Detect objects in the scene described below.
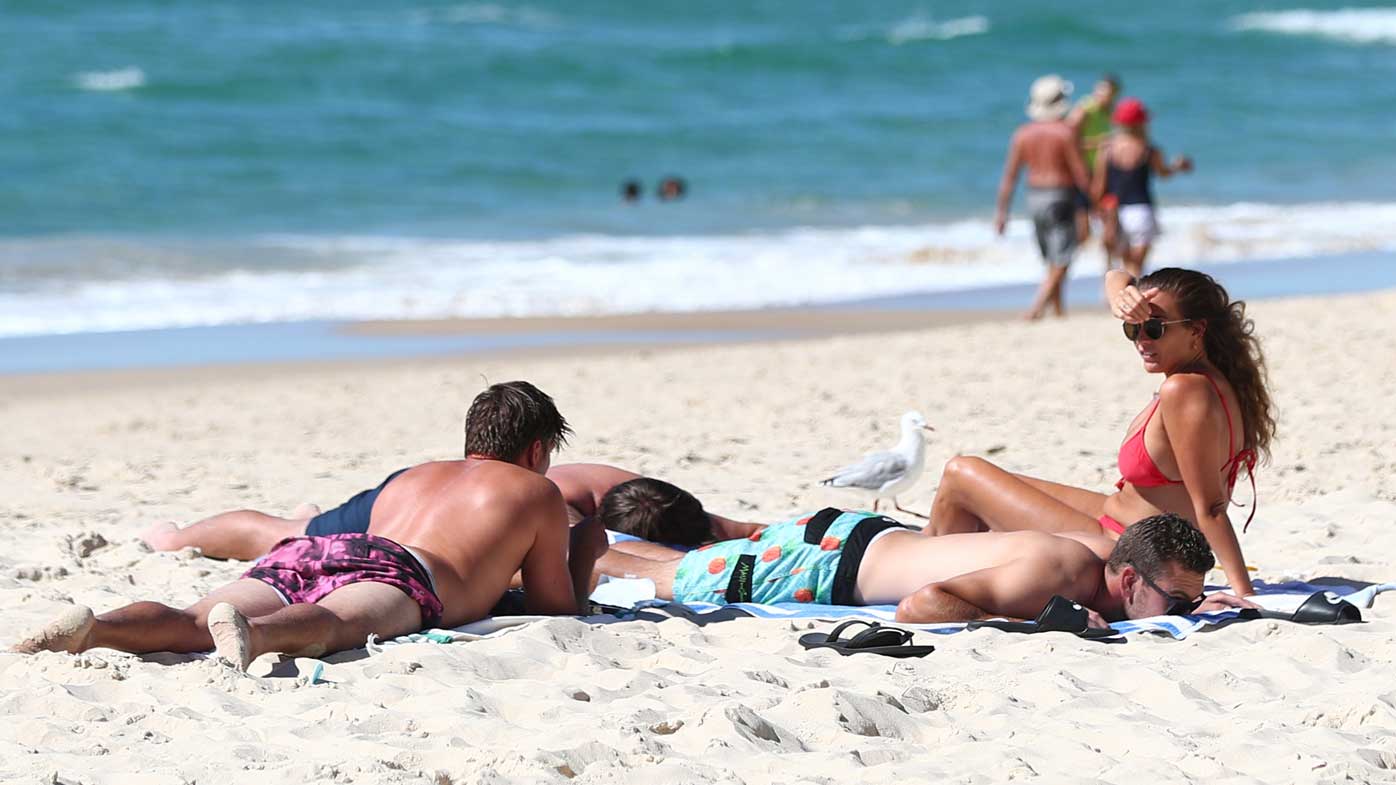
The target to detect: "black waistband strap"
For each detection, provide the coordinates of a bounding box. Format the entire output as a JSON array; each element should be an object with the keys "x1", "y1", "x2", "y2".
[
  {"x1": 831, "y1": 516, "x2": 911, "y2": 606},
  {"x1": 802, "y1": 508, "x2": 845, "y2": 545}
]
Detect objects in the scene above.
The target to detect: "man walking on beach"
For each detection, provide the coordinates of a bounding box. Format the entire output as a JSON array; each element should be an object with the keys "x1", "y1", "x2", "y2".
[
  {"x1": 12, "y1": 381, "x2": 605, "y2": 670},
  {"x1": 995, "y1": 74, "x2": 1092, "y2": 320},
  {"x1": 601, "y1": 510, "x2": 1249, "y2": 624}
]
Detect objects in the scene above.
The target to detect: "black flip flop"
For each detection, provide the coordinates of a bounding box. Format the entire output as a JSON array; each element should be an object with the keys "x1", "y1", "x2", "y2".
[
  {"x1": 967, "y1": 595, "x2": 1121, "y2": 640},
  {"x1": 1241, "y1": 591, "x2": 1363, "y2": 625},
  {"x1": 798, "y1": 619, "x2": 935, "y2": 658}
]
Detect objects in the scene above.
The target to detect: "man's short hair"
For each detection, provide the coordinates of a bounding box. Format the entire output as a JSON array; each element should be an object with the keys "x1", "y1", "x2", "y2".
[
  {"x1": 463, "y1": 381, "x2": 571, "y2": 461},
  {"x1": 1106, "y1": 513, "x2": 1215, "y2": 579},
  {"x1": 595, "y1": 478, "x2": 709, "y2": 546},
  {"x1": 1101, "y1": 72, "x2": 1121, "y2": 89}
]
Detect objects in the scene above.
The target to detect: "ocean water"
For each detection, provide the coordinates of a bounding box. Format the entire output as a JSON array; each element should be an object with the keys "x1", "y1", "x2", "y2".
[{"x1": 2, "y1": 1, "x2": 1395, "y2": 337}]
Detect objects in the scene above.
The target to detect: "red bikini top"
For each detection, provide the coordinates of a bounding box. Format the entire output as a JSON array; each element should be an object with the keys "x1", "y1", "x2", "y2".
[{"x1": 1116, "y1": 375, "x2": 1259, "y2": 531}]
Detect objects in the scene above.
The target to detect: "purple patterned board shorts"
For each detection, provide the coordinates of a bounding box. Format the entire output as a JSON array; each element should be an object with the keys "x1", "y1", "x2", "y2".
[{"x1": 243, "y1": 533, "x2": 443, "y2": 627}]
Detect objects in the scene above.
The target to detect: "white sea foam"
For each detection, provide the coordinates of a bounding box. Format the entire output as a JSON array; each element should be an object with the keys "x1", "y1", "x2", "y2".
[
  {"x1": 1, "y1": 201, "x2": 1394, "y2": 338},
  {"x1": 887, "y1": 15, "x2": 990, "y2": 44},
  {"x1": 410, "y1": 3, "x2": 558, "y2": 29},
  {"x1": 1229, "y1": 8, "x2": 1396, "y2": 45},
  {"x1": 74, "y1": 67, "x2": 146, "y2": 92},
  {"x1": 838, "y1": 15, "x2": 989, "y2": 45}
]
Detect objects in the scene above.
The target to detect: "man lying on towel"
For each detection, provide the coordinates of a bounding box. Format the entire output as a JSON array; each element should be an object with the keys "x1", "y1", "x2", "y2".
[
  {"x1": 600, "y1": 508, "x2": 1251, "y2": 624},
  {"x1": 11, "y1": 381, "x2": 605, "y2": 670},
  {"x1": 142, "y1": 461, "x2": 760, "y2": 562}
]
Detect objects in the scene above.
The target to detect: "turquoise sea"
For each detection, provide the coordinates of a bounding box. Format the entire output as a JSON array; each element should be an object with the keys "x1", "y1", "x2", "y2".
[{"x1": 2, "y1": 1, "x2": 1394, "y2": 338}]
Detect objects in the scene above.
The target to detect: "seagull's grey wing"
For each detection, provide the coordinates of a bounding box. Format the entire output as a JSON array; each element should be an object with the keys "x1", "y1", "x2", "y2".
[{"x1": 822, "y1": 450, "x2": 910, "y2": 490}]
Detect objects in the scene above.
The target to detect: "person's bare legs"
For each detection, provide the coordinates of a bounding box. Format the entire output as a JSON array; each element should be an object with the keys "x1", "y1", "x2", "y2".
[
  {"x1": 8, "y1": 606, "x2": 96, "y2": 654},
  {"x1": 288, "y1": 502, "x2": 321, "y2": 519},
  {"x1": 11, "y1": 579, "x2": 283, "y2": 655},
  {"x1": 1050, "y1": 270, "x2": 1066, "y2": 317},
  {"x1": 210, "y1": 582, "x2": 425, "y2": 670},
  {"x1": 926, "y1": 456, "x2": 1103, "y2": 536},
  {"x1": 1122, "y1": 243, "x2": 1150, "y2": 279},
  {"x1": 594, "y1": 546, "x2": 682, "y2": 599},
  {"x1": 1101, "y1": 209, "x2": 1120, "y2": 273},
  {"x1": 1011, "y1": 473, "x2": 1109, "y2": 518},
  {"x1": 1025, "y1": 264, "x2": 1070, "y2": 321},
  {"x1": 141, "y1": 509, "x2": 313, "y2": 561}
]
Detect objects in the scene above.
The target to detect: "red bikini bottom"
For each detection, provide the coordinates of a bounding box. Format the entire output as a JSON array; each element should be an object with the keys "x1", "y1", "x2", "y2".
[{"x1": 1097, "y1": 514, "x2": 1127, "y2": 535}]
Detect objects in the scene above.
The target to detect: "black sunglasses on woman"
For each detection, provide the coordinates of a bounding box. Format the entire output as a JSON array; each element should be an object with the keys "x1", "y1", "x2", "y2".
[{"x1": 1123, "y1": 318, "x2": 1191, "y2": 342}]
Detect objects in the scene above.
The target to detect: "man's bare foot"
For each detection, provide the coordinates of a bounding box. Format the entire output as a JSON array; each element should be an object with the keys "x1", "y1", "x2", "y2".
[
  {"x1": 140, "y1": 521, "x2": 183, "y2": 552},
  {"x1": 289, "y1": 503, "x2": 322, "y2": 520},
  {"x1": 208, "y1": 602, "x2": 254, "y2": 671},
  {"x1": 10, "y1": 606, "x2": 96, "y2": 654}
]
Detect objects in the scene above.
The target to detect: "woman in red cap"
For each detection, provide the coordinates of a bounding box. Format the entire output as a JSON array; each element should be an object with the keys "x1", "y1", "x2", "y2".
[{"x1": 1092, "y1": 97, "x2": 1193, "y2": 277}]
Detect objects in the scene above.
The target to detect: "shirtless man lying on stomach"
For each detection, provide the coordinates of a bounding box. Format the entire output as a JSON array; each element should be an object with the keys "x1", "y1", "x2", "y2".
[
  {"x1": 11, "y1": 381, "x2": 604, "y2": 670},
  {"x1": 601, "y1": 508, "x2": 1248, "y2": 624},
  {"x1": 142, "y1": 462, "x2": 760, "y2": 562}
]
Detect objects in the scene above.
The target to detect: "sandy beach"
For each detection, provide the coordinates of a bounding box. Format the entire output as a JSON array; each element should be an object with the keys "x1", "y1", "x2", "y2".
[{"x1": 3, "y1": 288, "x2": 1395, "y2": 784}]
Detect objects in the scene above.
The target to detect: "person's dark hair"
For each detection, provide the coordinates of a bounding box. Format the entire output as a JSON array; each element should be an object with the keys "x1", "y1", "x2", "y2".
[
  {"x1": 657, "y1": 176, "x2": 687, "y2": 201},
  {"x1": 1101, "y1": 73, "x2": 1121, "y2": 89},
  {"x1": 463, "y1": 381, "x2": 570, "y2": 461},
  {"x1": 620, "y1": 179, "x2": 642, "y2": 202},
  {"x1": 595, "y1": 478, "x2": 709, "y2": 546},
  {"x1": 1139, "y1": 267, "x2": 1275, "y2": 462},
  {"x1": 1106, "y1": 513, "x2": 1215, "y2": 579}
]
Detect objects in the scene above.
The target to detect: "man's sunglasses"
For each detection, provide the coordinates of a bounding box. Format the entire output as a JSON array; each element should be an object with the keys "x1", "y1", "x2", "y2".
[
  {"x1": 1135, "y1": 565, "x2": 1204, "y2": 616},
  {"x1": 1122, "y1": 318, "x2": 1191, "y2": 342}
]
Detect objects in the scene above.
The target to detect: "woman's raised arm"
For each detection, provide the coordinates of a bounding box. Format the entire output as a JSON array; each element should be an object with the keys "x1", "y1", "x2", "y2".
[{"x1": 1106, "y1": 270, "x2": 1156, "y2": 323}]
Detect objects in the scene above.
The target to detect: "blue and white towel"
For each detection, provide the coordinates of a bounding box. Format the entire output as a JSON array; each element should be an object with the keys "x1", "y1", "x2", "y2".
[
  {"x1": 370, "y1": 579, "x2": 1393, "y2": 651},
  {"x1": 606, "y1": 581, "x2": 1395, "y2": 640}
]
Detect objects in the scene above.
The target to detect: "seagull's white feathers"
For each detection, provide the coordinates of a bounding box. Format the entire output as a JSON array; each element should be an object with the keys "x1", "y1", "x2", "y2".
[
  {"x1": 823, "y1": 451, "x2": 911, "y2": 492},
  {"x1": 819, "y1": 410, "x2": 930, "y2": 503}
]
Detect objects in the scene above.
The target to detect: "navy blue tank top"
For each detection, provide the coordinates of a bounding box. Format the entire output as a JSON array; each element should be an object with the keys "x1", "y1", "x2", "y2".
[{"x1": 1105, "y1": 146, "x2": 1155, "y2": 206}]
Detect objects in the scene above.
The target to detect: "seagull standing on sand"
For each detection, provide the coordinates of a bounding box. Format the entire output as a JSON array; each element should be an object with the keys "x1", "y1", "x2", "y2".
[{"x1": 820, "y1": 410, "x2": 933, "y2": 517}]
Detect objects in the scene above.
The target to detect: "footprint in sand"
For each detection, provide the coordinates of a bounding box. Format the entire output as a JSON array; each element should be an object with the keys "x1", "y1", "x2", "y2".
[
  {"x1": 63, "y1": 531, "x2": 109, "y2": 560},
  {"x1": 832, "y1": 690, "x2": 920, "y2": 740},
  {"x1": 723, "y1": 705, "x2": 805, "y2": 751}
]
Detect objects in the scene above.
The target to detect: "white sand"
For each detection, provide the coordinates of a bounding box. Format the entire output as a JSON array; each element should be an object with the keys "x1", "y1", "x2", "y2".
[{"x1": 2, "y1": 289, "x2": 1395, "y2": 784}]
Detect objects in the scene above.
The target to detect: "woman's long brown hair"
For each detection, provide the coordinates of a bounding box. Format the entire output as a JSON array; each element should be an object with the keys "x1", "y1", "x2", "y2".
[{"x1": 1139, "y1": 267, "x2": 1275, "y2": 461}]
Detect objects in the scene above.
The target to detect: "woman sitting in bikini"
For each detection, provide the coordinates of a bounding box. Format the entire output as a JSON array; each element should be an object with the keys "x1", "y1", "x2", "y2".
[{"x1": 925, "y1": 267, "x2": 1274, "y2": 598}]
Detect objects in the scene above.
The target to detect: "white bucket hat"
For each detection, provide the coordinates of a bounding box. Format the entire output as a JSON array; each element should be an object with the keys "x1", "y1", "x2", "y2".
[{"x1": 1026, "y1": 74, "x2": 1073, "y2": 121}]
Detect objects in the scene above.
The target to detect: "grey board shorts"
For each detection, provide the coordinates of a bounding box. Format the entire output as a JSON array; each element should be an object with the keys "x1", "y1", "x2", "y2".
[{"x1": 1026, "y1": 186, "x2": 1079, "y2": 268}]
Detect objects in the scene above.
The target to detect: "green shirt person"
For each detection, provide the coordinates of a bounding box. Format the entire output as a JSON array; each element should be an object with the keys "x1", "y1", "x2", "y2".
[{"x1": 1069, "y1": 74, "x2": 1121, "y2": 172}]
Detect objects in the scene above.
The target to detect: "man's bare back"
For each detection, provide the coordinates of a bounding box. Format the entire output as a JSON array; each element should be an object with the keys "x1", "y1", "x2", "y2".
[
  {"x1": 855, "y1": 528, "x2": 1104, "y2": 618},
  {"x1": 1009, "y1": 121, "x2": 1089, "y2": 190},
  {"x1": 371, "y1": 459, "x2": 581, "y2": 626},
  {"x1": 551, "y1": 463, "x2": 760, "y2": 541},
  {"x1": 548, "y1": 462, "x2": 640, "y2": 523}
]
